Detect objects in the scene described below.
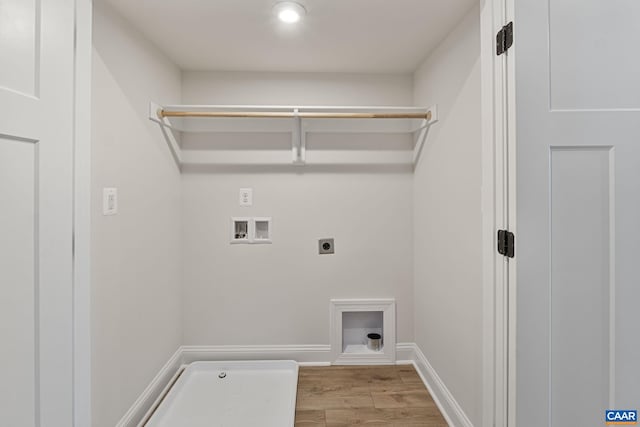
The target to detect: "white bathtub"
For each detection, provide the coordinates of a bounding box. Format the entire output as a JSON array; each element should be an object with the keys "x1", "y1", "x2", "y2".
[{"x1": 144, "y1": 360, "x2": 299, "y2": 427}]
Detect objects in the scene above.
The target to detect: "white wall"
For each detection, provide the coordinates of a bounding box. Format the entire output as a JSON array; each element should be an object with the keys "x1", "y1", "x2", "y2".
[
  {"x1": 182, "y1": 71, "x2": 413, "y2": 106},
  {"x1": 181, "y1": 72, "x2": 415, "y2": 346},
  {"x1": 91, "y1": 3, "x2": 182, "y2": 426},
  {"x1": 413, "y1": 5, "x2": 483, "y2": 426}
]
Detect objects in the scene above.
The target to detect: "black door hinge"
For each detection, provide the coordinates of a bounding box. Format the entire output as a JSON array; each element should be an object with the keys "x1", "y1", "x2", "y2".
[
  {"x1": 496, "y1": 22, "x2": 513, "y2": 55},
  {"x1": 497, "y1": 229, "x2": 515, "y2": 258}
]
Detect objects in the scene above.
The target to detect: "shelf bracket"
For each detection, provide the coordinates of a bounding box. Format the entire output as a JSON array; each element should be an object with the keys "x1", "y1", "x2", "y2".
[
  {"x1": 292, "y1": 108, "x2": 306, "y2": 165},
  {"x1": 412, "y1": 104, "x2": 438, "y2": 167},
  {"x1": 148, "y1": 101, "x2": 182, "y2": 168}
]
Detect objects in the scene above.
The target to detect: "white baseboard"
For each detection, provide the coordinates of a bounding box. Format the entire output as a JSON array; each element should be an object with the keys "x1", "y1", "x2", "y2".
[
  {"x1": 395, "y1": 342, "x2": 415, "y2": 363},
  {"x1": 180, "y1": 344, "x2": 332, "y2": 365},
  {"x1": 181, "y1": 343, "x2": 415, "y2": 366},
  {"x1": 117, "y1": 342, "x2": 472, "y2": 427},
  {"x1": 412, "y1": 344, "x2": 474, "y2": 427},
  {"x1": 115, "y1": 347, "x2": 182, "y2": 427},
  {"x1": 298, "y1": 361, "x2": 332, "y2": 367}
]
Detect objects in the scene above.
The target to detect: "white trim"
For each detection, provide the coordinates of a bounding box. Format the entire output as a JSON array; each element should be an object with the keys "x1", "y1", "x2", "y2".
[
  {"x1": 298, "y1": 362, "x2": 331, "y2": 367},
  {"x1": 179, "y1": 343, "x2": 416, "y2": 366},
  {"x1": 180, "y1": 344, "x2": 332, "y2": 365},
  {"x1": 115, "y1": 348, "x2": 183, "y2": 427},
  {"x1": 480, "y1": 0, "x2": 497, "y2": 423},
  {"x1": 608, "y1": 150, "x2": 616, "y2": 408},
  {"x1": 412, "y1": 344, "x2": 474, "y2": 427},
  {"x1": 330, "y1": 298, "x2": 396, "y2": 365},
  {"x1": 395, "y1": 342, "x2": 415, "y2": 363},
  {"x1": 72, "y1": 0, "x2": 92, "y2": 426},
  {"x1": 481, "y1": 0, "x2": 512, "y2": 424},
  {"x1": 136, "y1": 364, "x2": 187, "y2": 427},
  {"x1": 504, "y1": 0, "x2": 517, "y2": 425}
]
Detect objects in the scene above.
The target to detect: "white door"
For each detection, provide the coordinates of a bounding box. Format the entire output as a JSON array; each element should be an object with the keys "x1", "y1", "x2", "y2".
[
  {"x1": 0, "y1": 0, "x2": 75, "y2": 426},
  {"x1": 514, "y1": 0, "x2": 640, "y2": 426}
]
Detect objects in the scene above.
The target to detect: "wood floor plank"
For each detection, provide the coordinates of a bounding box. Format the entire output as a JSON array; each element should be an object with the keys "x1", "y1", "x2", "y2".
[
  {"x1": 368, "y1": 383, "x2": 427, "y2": 393},
  {"x1": 371, "y1": 389, "x2": 436, "y2": 409},
  {"x1": 294, "y1": 409, "x2": 326, "y2": 426},
  {"x1": 296, "y1": 365, "x2": 447, "y2": 426},
  {"x1": 297, "y1": 385, "x2": 374, "y2": 410},
  {"x1": 299, "y1": 366, "x2": 403, "y2": 387},
  {"x1": 398, "y1": 365, "x2": 425, "y2": 384},
  {"x1": 325, "y1": 408, "x2": 446, "y2": 426}
]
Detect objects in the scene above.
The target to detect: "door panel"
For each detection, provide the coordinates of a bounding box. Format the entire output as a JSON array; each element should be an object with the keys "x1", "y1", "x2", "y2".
[
  {"x1": 0, "y1": 0, "x2": 75, "y2": 425},
  {"x1": 515, "y1": 0, "x2": 640, "y2": 425},
  {"x1": 0, "y1": 138, "x2": 37, "y2": 427},
  {"x1": 550, "y1": 147, "x2": 612, "y2": 426},
  {"x1": 549, "y1": 0, "x2": 640, "y2": 110},
  {"x1": 0, "y1": 0, "x2": 39, "y2": 97}
]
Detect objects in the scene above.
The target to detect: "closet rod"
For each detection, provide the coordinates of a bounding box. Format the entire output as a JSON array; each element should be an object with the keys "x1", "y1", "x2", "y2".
[{"x1": 158, "y1": 110, "x2": 432, "y2": 121}]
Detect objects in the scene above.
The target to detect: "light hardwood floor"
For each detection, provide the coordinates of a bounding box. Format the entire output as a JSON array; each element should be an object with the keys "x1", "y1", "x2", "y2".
[{"x1": 295, "y1": 365, "x2": 448, "y2": 426}]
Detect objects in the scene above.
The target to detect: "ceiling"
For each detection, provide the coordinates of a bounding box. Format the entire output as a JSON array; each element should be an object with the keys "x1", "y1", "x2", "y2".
[{"x1": 102, "y1": 0, "x2": 476, "y2": 74}]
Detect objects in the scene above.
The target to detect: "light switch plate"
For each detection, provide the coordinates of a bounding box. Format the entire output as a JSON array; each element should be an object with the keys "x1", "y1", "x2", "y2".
[
  {"x1": 103, "y1": 188, "x2": 118, "y2": 216},
  {"x1": 239, "y1": 188, "x2": 253, "y2": 206}
]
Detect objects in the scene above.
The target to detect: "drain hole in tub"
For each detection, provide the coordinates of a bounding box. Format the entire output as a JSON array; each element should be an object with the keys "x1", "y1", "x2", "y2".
[{"x1": 218, "y1": 372, "x2": 227, "y2": 379}]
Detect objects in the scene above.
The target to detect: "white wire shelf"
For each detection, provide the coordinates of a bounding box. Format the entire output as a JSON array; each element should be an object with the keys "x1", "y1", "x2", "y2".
[{"x1": 149, "y1": 102, "x2": 438, "y2": 167}]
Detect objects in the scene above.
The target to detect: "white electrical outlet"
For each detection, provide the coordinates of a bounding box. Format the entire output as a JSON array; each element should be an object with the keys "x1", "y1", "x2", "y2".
[
  {"x1": 239, "y1": 188, "x2": 253, "y2": 206},
  {"x1": 103, "y1": 188, "x2": 118, "y2": 215}
]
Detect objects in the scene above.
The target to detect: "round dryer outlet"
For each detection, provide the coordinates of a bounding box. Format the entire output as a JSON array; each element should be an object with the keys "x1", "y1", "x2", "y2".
[{"x1": 318, "y1": 238, "x2": 334, "y2": 254}]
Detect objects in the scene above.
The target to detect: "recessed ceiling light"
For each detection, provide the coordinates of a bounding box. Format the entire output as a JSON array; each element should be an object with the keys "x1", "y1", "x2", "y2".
[{"x1": 273, "y1": 2, "x2": 306, "y2": 24}]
